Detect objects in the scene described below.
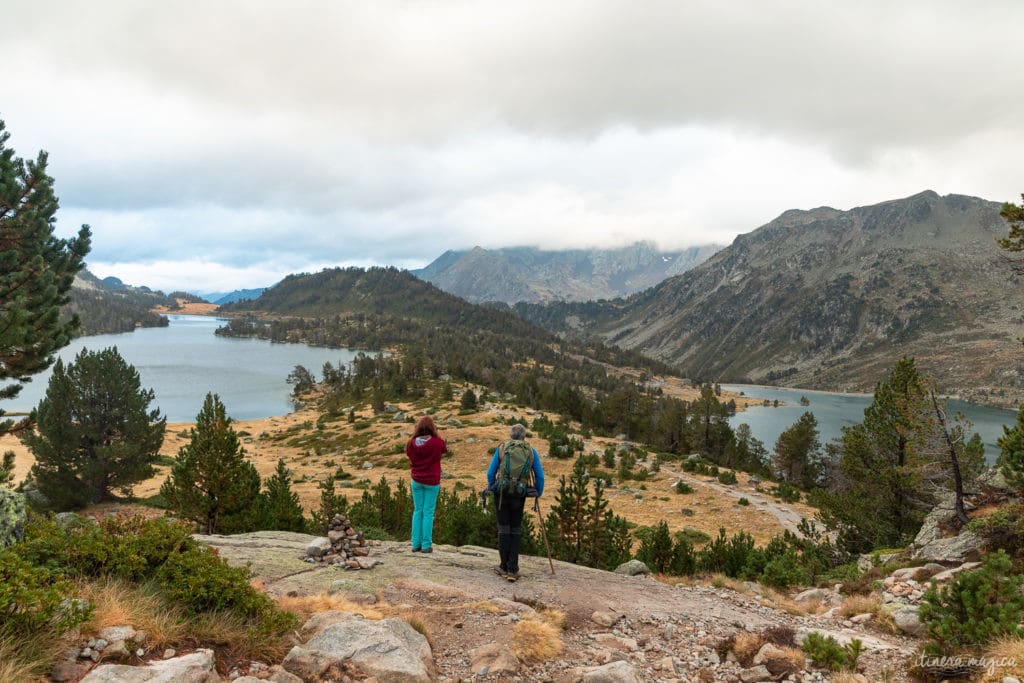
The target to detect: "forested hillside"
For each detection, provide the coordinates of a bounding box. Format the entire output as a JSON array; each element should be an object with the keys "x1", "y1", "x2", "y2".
[
  {"x1": 515, "y1": 191, "x2": 1024, "y2": 407},
  {"x1": 66, "y1": 270, "x2": 170, "y2": 335},
  {"x1": 217, "y1": 266, "x2": 746, "y2": 450}
]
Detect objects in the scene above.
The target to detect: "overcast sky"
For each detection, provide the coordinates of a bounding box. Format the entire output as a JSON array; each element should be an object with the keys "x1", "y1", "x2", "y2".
[{"x1": 3, "y1": 1, "x2": 1022, "y2": 293}]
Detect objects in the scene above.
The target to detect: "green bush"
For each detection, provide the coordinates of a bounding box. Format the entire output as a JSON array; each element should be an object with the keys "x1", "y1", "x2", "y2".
[
  {"x1": 771, "y1": 481, "x2": 801, "y2": 503},
  {"x1": 698, "y1": 528, "x2": 756, "y2": 577},
  {"x1": 13, "y1": 515, "x2": 296, "y2": 635},
  {"x1": 675, "y1": 481, "x2": 694, "y2": 494},
  {"x1": 718, "y1": 470, "x2": 737, "y2": 485},
  {"x1": 919, "y1": 550, "x2": 1024, "y2": 655},
  {"x1": 0, "y1": 551, "x2": 90, "y2": 638},
  {"x1": 801, "y1": 632, "x2": 862, "y2": 671},
  {"x1": 737, "y1": 497, "x2": 750, "y2": 506},
  {"x1": 157, "y1": 546, "x2": 294, "y2": 633},
  {"x1": 759, "y1": 552, "x2": 810, "y2": 589}
]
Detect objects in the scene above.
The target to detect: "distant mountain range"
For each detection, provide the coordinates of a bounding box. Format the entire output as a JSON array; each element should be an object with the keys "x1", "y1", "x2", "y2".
[
  {"x1": 67, "y1": 270, "x2": 171, "y2": 335},
  {"x1": 201, "y1": 288, "x2": 267, "y2": 305},
  {"x1": 411, "y1": 241, "x2": 723, "y2": 303},
  {"x1": 514, "y1": 191, "x2": 1024, "y2": 408}
]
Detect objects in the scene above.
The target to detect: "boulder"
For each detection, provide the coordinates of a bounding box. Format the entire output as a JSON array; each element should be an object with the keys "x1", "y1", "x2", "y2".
[
  {"x1": 283, "y1": 615, "x2": 434, "y2": 682},
  {"x1": 469, "y1": 643, "x2": 519, "y2": 676},
  {"x1": 738, "y1": 665, "x2": 773, "y2": 683},
  {"x1": 752, "y1": 643, "x2": 804, "y2": 676},
  {"x1": 98, "y1": 625, "x2": 138, "y2": 644},
  {"x1": 80, "y1": 649, "x2": 219, "y2": 682},
  {"x1": 580, "y1": 661, "x2": 639, "y2": 683},
  {"x1": 892, "y1": 605, "x2": 926, "y2": 637},
  {"x1": 305, "y1": 537, "x2": 332, "y2": 558},
  {"x1": 590, "y1": 610, "x2": 622, "y2": 627},
  {"x1": 793, "y1": 587, "x2": 832, "y2": 603},
  {"x1": 910, "y1": 492, "x2": 988, "y2": 563},
  {"x1": 0, "y1": 487, "x2": 26, "y2": 549},
  {"x1": 613, "y1": 560, "x2": 650, "y2": 576}
]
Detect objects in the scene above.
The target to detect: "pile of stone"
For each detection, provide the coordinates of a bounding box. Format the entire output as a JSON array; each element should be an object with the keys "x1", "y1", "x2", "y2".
[{"x1": 304, "y1": 514, "x2": 380, "y2": 570}]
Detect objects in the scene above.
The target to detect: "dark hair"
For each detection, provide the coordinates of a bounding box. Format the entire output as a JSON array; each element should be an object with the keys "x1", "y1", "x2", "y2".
[{"x1": 414, "y1": 415, "x2": 439, "y2": 439}]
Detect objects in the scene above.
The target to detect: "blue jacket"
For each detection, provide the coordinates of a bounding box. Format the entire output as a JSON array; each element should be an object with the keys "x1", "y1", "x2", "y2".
[{"x1": 487, "y1": 444, "x2": 544, "y2": 497}]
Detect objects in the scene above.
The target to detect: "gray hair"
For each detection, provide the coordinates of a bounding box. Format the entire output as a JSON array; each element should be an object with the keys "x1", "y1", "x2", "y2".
[{"x1": 510, "y1": 423, "x2": 527, "y2": 440}]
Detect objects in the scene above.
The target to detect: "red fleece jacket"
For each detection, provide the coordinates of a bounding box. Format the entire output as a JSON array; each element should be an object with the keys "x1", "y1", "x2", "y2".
[{"x1": 406, "y1": 435, "x2": 446, "y2": 485}]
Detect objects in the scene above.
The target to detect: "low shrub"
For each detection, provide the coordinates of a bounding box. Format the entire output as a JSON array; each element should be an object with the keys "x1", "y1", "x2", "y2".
[
  {"x1": 718, "y1": 470, "x2": 738, "y2": 485},
  {"x1": 0, "y1": 551, "x2": 89, "y2": 638},
  {"x1": 675, "y1": 481, "x2": 694, "y2": 494},
  {"x1": 737, "y1": 497, "x2": 750, "y2": 506},
  {"x1": 801, "y1": 632, "x2": 862, "y2": 671},
  {"x1": 919, "y1": 550, "x2": 1024, "y2": 656}
]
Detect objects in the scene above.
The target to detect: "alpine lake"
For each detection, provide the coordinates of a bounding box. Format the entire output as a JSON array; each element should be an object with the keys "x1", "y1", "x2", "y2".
[{"x1": 6, "y1": 315, "x2": 1017, "y2": 461}]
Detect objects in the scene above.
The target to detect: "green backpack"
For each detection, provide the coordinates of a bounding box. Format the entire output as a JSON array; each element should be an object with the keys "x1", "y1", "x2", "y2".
[{"x1": 494, "y1": 439, "x2": 534, "y2": 498}]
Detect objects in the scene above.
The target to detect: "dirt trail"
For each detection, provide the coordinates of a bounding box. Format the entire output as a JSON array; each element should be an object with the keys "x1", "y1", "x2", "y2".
[{"x1": 660, "y1": 463, "x2": 810, "y2": 537}]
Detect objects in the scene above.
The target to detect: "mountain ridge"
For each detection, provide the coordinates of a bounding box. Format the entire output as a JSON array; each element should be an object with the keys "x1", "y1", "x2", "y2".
[
  {"x1": 514, "y1": 191, "x2": 1024, "y2": 408},
  {"x1": 411, "y1": 241, "x2": 723, "y2": 303}
]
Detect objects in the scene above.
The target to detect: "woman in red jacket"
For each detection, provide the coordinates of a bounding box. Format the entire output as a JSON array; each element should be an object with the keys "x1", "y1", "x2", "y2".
[{"x1": 405, "y1": 415, "x2": 447, "y2": 552}]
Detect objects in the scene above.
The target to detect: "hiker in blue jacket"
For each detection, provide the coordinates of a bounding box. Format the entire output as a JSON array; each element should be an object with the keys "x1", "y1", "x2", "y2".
[{"x1": 486, "y1": 423, "x2": 544, "y2": 581}]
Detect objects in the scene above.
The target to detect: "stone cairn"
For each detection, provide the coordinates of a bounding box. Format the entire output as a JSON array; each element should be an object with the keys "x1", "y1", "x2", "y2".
[{"x1": 304, "y1": 514, "x2": 380, "y2": 570}]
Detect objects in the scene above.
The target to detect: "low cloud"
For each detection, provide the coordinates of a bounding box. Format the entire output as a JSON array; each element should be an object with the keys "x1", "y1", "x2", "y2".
[{"x1": 4, "y1": 1, "x2": 1021, "y2": 290}]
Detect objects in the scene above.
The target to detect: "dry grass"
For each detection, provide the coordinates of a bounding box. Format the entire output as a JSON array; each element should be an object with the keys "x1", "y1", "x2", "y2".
[
  {"x1": 540, "y1": 607, "x2": 568, "y2": 631},
  {"x1": 78, "y1": 579, "x2": 188, "y2": 648},
  {"x1": 402, "y1": 614, "x2": 435, "y2": 650},
  {"x1": 837, "y1": 594, "x2": 881, "y2": 618},
  {"x1": 511, "y1": 618, "x2": 563, "y2": 662},
  {"x1": 759, "y1": 645, "x2": 806, "y2": 675},
  {"x1": 977, "y1": 636, "x2": 1024, "y2": 682},
  {"x1": 760, "y1": 587, "x2": 826, "y2": 616},
  {"x1": 0, "y1": 637, "x2": 56, "y2": 682},
  {"x1": 732, "y1": 632, "x2": 763, "y2": 667},
  {"x1": 275, "y1": 592, "x2": 385, "y2": 623},
  {"x1": 830, "y1": 674, "x2": 864, "y2": 683}
]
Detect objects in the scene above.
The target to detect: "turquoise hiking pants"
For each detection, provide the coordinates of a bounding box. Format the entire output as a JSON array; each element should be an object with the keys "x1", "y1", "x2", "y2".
[{"x1": 410, "y1": 480, "x2": 440, "y2": 550}]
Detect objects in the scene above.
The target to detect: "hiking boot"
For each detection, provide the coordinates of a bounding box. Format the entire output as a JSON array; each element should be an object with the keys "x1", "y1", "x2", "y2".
[
  {"x1": 411, "y1": 547, "x2": 420, "y2": 552},
  {"x1": 493, "y1": 565, "x2": 508, "y2": 578},
  {"x1": 421, "y1": 547, "x2": 433, "y2": 553},
  {"x1": 505, "y1": 571, "x2": 520, "y2": 582}
]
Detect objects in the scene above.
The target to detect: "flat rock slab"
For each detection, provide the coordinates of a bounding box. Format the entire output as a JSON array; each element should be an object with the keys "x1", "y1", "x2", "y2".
[
  {"x1": 283, "y1": 614, "x2": 435, "y2": 682},
  {"x1": 195, "y1": 533, "x2": 782, "y2": 637},
  {"x1": 80, "y1": 649, "x2": 218, "y2": 683}
]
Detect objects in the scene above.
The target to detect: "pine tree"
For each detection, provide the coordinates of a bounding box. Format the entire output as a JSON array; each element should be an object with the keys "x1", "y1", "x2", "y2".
[
  {"x1": 259, "y1": 459, "x2": 307, "y2": 532},
  {"x1": 919, "y1": 550, "x2": 1024, "y2": 655},
  {"x1": 22, "y1": 347, "x2": 165, "y2": 509},
  {"x1": 460, "y1": 388, "x2": 478, "y2": 411},
  {"x1": 547, "y1": 457, "x2": 592, "y2": 565},
  {"x1": 1, "y1": 119, "x2": 91, "y2": 435},
  {"x1": 815, "y1": 358, "x2": 934, "y2": 553},
  {"x1": 772, "y1": 412, "x2": 823, "y2": 489},
  {"x1": 309, "y1": 476, "x2": 349, "y2": 533},
  {"x1": 998, "y1": 194, "x2": 1024, "y2": 255},
  {"x1": 0, "y1": 451, "x2": 14, "y2": 487},
  {"x1": 638, "y1": 521, "x2": 675, "y2": 573},
  {"x1": 161, "y1": 393, "x2": 261, "y2": 534},
  {"x1": 998, "y1": 405, "x2": 1024, "y2": 491}
]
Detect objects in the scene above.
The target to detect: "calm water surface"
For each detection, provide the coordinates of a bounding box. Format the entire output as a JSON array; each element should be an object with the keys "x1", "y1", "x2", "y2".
[
  {"x1": 724, "y1": 384, "x2": 1018, "y2": 463},
  {"x1": 7, "y1": 315, "x2": 368, "y2": 422}
]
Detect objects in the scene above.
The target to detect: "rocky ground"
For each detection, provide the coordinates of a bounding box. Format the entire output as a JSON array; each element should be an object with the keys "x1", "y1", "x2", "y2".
[{"x1": 189, "y1": 531, "x2": 917, "y2": 682}]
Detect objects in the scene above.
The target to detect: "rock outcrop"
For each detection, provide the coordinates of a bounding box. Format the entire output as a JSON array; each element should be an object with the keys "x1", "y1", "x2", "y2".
[
  {"x1": 283, "y1": 611, "x2": 435, "y2": 682},
  {"x1": 909, "y1": 493, "x2": 989, "y2": 563},
  {"x1": 79, "y1": 649, "x2": 218, "y2": 683}
]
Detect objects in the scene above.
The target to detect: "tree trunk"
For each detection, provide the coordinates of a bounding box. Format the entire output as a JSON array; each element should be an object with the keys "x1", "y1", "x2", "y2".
[{"x1": 930, "y1": 391, "x2": 970, "y2": 526}]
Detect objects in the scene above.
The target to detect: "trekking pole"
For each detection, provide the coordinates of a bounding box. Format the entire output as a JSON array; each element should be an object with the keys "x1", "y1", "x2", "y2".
[{"x1": 533, "y1": 497, "x2": 555, "y2": 576}]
